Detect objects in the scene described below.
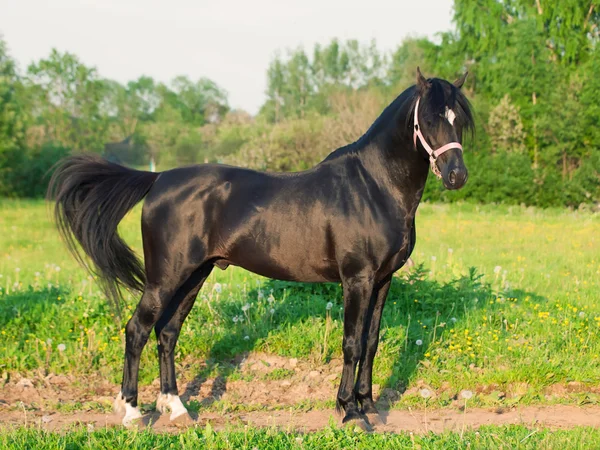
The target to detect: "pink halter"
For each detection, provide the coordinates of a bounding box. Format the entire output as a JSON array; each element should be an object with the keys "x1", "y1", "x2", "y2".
[{"x1": 413, "y1": 97, "x2": 463, "y2": 178}]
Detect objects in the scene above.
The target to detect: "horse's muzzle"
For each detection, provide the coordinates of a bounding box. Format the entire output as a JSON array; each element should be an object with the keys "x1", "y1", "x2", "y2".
[{"x1": 443, "y1": 167, "x2": 468, "y2": 190}]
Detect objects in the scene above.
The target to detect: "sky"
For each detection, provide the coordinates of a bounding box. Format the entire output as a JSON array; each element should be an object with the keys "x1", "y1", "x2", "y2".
[{"x1": 1, "y1": 0, "x2": 454, "y2": 114}]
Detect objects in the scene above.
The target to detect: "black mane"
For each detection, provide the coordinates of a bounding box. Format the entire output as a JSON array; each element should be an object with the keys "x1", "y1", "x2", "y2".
[{"x1": 324, "y1": 77, "x2": 474, "y2": 162}]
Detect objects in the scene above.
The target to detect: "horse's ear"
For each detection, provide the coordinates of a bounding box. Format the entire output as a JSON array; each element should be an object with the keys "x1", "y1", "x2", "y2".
[
  {"x1": 453, "y1": 71, "x2": 468, "y2": 89},
  {"x1": 416, "y1": 67, "x2": 431, "y2": 93}
]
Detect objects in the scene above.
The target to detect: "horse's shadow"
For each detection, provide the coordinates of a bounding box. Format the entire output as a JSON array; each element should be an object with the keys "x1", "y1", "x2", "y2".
[{"x1": 178, "y1": 264, "x2": 545, "y2": 417}]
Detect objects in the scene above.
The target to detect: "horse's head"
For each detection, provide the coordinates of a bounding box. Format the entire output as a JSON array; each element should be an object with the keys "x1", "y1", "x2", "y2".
[{"x1": 413, "y1": 67, "x2": 473, "y2": 190}]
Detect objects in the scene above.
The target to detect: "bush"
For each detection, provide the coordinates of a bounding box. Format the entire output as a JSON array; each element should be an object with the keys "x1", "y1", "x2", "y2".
[
  {"x1": 0, "y1": 143, "x2": 70, "y2": 197},
  {"x1": 422, "y1": 151, "x2": 600, "y2": 208}
]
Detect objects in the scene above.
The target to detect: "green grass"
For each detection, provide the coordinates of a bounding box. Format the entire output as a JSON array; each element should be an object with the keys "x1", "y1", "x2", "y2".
[
  {"x1": 0, "y1": 199, "x2": 598, "y2": 412},
  {"x1": 2, "y1": 424, "x2": 600, "y2": 449}
]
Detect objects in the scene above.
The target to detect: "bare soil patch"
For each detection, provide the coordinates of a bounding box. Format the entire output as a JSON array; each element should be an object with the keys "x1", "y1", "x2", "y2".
[
  {"x1": 2, "y1": 406, "x2": 600, "y2": 434},
  {"x1": 2, "y1": 353, "x2": 600, "y2": 433}
]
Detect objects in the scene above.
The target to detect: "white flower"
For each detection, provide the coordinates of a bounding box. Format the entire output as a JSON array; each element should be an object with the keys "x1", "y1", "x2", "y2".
[
  {"x1": 419, "y1": 388, "x2": 432, "y2": 398},
  {"x1": 257, "y1": 290, "x2": 264, "y2": 300},
  {"x1": 242, "y1": 303, "x2": 250, "y2": 312},
  {"x1": 55, "y1": 266, "x2": 61, "y2": 272},
  {"x1": 46, "y1": 338, "x2": 52, "y2": 345},
  {"x1": 57, "y1": 344, "x2": 66, "y2": 352},
  {"x1": 244, "y1": 335, "x2": 250, "y2": 341},
  {"x1": 233, "y1": 316, "x2": 239, "y2": 323},
  {"x1": 267, "y1": 294, "x2": 275, "y2": 304},
  {"x1": 448, "y1": 248, "x2": 453, "y2": 253},
  {"x1": 213, "y1": 283, "x2": 222, "y2": 294},
  {"x1": 269, "y1": 308, "x2": 275, "y2": 314},
  {"x1": 415, "y1": 339, "x2": 423, "y2": 346},
  {"x1": 326, "y1": 302, "x2": 333, "y2": 311},
  {"x1": 15, "y1": 268, "x2": 21, "y2": 272},
  {"x1": 460, "y1": 390, "x2": 474, "y2": 400},
  {"x1": 431, "y1": 256, "x2": 437, "y2": 261},
  {"x1": 493, "y1": 266, "x2": 502, "y2": 274},
  {"x1": 450, "y1": 317, "x2": 457, "y2": 323},
  {"x1": 579, "y1": 311, "x2": 586, "y2": 318}
]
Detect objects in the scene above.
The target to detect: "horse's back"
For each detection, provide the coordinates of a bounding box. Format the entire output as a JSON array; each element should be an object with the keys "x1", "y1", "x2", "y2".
[{"x1": 139, "y1": 161, "x2": 410, "y2": 284}]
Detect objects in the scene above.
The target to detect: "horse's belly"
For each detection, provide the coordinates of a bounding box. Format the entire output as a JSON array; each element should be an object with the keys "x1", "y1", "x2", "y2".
[{"x1": 222, "y1": 238, "x2": 339, "y2": 283}]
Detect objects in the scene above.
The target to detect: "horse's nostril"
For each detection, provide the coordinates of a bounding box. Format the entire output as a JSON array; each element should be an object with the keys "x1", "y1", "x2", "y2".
[{"x1": 448, "y1": 170, "x2": 457, "y2": 185}]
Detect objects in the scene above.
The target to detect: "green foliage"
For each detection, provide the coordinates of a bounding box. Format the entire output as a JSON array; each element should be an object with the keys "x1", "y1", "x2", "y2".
[
  {"x1": 262, "y1": 39, "x2": 386, "y2": 122},
  {"x1": 0, "y1": 35, "x2": 231, "y2": 194},
  {"x1": 0, "y1": 38, "x2": 27, "y2": 155},
  {"x1": 0, "y1": 143, "x2": 69, "y2": 197},
  {"x1": 1, "y1": 1, "x2": 600, "y2": 206}
]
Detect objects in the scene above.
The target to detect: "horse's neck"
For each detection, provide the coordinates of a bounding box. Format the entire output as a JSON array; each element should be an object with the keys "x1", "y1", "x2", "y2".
[{"x1": 355, "y1": 128, "x2": 429, "y2": 215}]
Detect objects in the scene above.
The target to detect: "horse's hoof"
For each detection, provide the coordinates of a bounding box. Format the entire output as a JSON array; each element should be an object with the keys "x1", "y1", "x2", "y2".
[
  {"x1": 170, "y1": 412, "x2": 194, "y2": 426},
  {"x1": 361, "y1": 403, "x2": 384, "y2": 426},
  {"x1": 365, "y1": 412, "x2": 384, "y2": 426},
  {"x1": 342, "y1": 412, "x2": 373, "y2": 432},
  {"x1": 156, "y1": 393, "x2": 189, "y2": 422},
  {"x1": 114, "y1": 391, "x2": 143, "y2": 427},
  {"x1": 122, "y1": 413, "x2": 142, "y2": 427},
  {"x1": 121, "y1": 405, "x2": 143, "y2": 427}
]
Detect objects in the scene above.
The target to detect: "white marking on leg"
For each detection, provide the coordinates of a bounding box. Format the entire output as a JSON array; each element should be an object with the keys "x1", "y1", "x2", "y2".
[
  {"x1": 113, "y1": 391, "x2": 126, "y2": 413},
  {"x1": 156, "y1": 393, "x2": 188, "y2": 421},
  {"x1": 445, "y1": 107, "x2": 456, "y2": 126},
  {"x1": 123, "y1": 403, "x2": 142, "y2": 426},
  {"x1": 114, "y1": 391, "x2": 142, "y2": 426}
]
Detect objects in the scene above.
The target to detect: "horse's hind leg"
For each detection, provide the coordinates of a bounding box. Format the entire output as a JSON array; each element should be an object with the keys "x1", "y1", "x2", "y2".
[
  {"x1": 154, "y1": 264, "x2": 213, "y2": 421},
  {"x1": 113, "y1": 273, "x2": 195, "y2": 426}
]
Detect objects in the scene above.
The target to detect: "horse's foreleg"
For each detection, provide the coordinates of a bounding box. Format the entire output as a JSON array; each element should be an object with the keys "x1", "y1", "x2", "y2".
[
  {"x1": 337, "y1": 272, "x2": 374, "y2": 429},
  {"x1": 154, "y1": 264, "x2": 213, "y2": 422},
  {"x1": 355, "y1": 276, "x2": 392, "y2": 423}
]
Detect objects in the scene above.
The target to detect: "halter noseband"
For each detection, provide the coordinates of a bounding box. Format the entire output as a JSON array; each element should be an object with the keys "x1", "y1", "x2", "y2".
[{"x1": 413, "y1": 97, "x2": 463, "y2": 178}]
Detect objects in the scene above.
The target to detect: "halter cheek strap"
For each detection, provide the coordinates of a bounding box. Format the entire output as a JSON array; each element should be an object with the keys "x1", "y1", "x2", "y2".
[{"x1": 413, "y1": 97, "x2": 463, "y2": 178}]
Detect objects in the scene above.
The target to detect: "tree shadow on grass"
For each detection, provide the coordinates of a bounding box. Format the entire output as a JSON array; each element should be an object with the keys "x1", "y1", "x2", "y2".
[
  {"x1": 177, "y1": 265, "x2": 551, "y2": 417},
  {"x1": 0, "y1": 286, "x2": 67, "y2": 331}
]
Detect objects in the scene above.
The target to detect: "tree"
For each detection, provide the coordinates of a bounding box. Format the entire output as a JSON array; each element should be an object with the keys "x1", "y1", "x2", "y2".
[
  {"x1": 26, "y1": 49, "x2": 109, "y2": 151},
  {"x1": 0, "y1": 37, "x2": 26, "y2": 156},
  {"x1": 169, "y1": 76, "x2": 229, "y2": 125},
  {"x1": 487, "y1": 94, "x2": 526, "y2": 154}
]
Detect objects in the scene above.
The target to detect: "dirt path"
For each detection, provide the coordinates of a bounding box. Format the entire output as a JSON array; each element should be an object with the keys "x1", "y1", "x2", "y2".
[
  {"x1": 2, "y1": 405, "x2": 600, "y2": 434},
  {"x1": 3, "y1": 353, "x2": 600, "y2": 433}
]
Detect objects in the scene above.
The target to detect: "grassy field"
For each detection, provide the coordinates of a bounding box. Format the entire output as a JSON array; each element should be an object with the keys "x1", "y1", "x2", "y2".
[
  {"x1": 1, "y1": 199, "x2": 599, "y2": 447},
  {"x1": 3, "y1": 424, "x2": 600, "y2": 450}
]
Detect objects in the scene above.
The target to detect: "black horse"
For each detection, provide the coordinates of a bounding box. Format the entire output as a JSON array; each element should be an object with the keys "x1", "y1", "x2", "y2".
[{"x1": 48, "y1": 68, "x2": 473, "y2": 429}]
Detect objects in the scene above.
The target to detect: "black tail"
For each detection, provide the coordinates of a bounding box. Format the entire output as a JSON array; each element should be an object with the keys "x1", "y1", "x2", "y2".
[{"x1": 47, "y1": 153, "x2": 160, "y2": 307}]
